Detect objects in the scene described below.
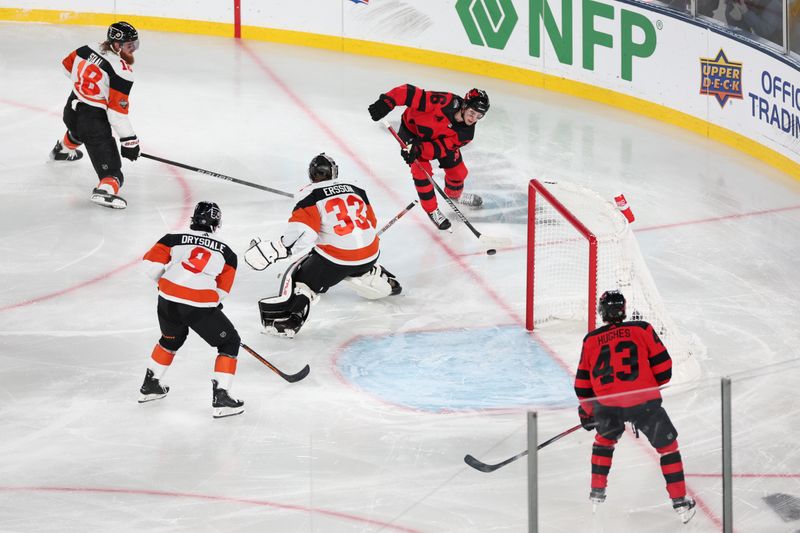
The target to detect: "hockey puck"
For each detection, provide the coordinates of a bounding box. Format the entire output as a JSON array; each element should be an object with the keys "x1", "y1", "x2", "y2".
[{"x1": 486, "y1": 249, "x2": 496, "y2": 255}]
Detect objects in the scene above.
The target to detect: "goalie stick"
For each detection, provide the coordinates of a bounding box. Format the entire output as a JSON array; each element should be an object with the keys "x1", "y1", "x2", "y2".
[
  {"x1": 382, "y1": 121, "x2": 511, "y2": 250},
  {"x1": 142, "y1": 153, "x2": 294, "y2": 198},
  {"x1": 240, "y1": 343, "x2": 310, "y2": 383},
  {"x1": 464, "y1": 424, "x2": 582, "y2": 473}
]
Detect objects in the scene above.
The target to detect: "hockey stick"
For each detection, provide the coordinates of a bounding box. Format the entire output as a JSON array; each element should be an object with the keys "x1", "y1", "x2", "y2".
[
  {"x1": 240, "y1": 343, "x2": 310, "y2": 383},
  {"x1": 377, "y1": 199, "x2": 418, "y2": 236},
  {"x1": 464, "y1": 424, "x2": 583, "y2": 473},
  {"x1": 382, "y1": 121, "x2": 511, "y2": 251},
  {"x1": 142, "y1": 153, "x2": 294, "y2": 198}
]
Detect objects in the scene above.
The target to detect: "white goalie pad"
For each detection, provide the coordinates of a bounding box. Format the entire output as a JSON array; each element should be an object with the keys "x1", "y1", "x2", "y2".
[
  {"x1": 342, "y1": 264, "x2": 397, "y2": 300},
  {"x1": 258, "y1": 255, "x2": 319, "y2": 333}
]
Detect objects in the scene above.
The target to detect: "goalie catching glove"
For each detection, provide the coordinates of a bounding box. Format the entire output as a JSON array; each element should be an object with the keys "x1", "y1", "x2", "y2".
[{"x1": 244, "y1": 237, "x2": 291, "y2": 271}]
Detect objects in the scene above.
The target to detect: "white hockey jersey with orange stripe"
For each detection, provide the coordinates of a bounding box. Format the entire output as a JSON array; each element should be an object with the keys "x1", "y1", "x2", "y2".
[
  {"x1": 142, "y1": 230, "x2": 238, "y2": 308},
  {"x1": 284, "y1": 180, "x2": 380, "y2": 266},
  {"x1": 61, "y1": 43, "x2": 136, "y2": 138}
]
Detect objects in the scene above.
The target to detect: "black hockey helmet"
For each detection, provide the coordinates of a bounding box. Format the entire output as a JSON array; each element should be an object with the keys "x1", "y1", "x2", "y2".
[
  {"x1": 308, "y1": 153, "x2": 338, "y2": 182},
  {"x1": 598, "y1": 290, "x2": 627, "y2": 323},
  {"x1": 107, "y1": 21, "x2": 139, "y2": 48},
  {"x1": 463, "y1": 88, "x2": 490, "y2": 114},
  {"x1": 191, "y1": 201, "x2": 222, "y2": 232}
]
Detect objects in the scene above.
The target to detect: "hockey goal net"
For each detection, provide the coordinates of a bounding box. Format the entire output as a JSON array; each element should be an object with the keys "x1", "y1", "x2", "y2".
[{"x1": 526, "y1": 179, "x2": 702, "y2": 380}]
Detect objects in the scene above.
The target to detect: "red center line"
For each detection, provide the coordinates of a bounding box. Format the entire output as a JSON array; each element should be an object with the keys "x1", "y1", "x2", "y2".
[
  {"x1": 635, "y1": 203, "x2": 800, "y2": 233},
  {"x1": 0, "y1": 486, "x2": 421, "y2": 532},
  {"x1": 459, "y1": 203, "x2": 800, "y2": 256}
]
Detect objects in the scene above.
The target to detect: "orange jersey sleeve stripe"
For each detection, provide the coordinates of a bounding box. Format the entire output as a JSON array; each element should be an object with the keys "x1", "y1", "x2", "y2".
[
  {"x1": 107, "y1": 87, "x2": 130, "y2": 114},
  {"x1": 317, "y1": 236, "x2": 380, "y2": 262},
  {"x1": 289, "y1": 205, "x2": 322, "y2": 233},
  {"x1": 158, "y1": 278, "x2": 219, "y2": 304},
  {"x1": 216, "y1": 263, "x2": 236, "y2": 293},
  {"x1": 62, "y1": 51, "x2": 77, "y2": 73},
  {"x1": 143, "y1": 243, "x2": 171, "y2": 264}
]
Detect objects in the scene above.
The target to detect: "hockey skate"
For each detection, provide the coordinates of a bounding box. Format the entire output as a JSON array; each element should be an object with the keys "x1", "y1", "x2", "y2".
[
  {"x1": 450, "y1": 192, "x2": 483, "y2": 207},
  {"x1": 49, "y1": 140, "x2": 83, "y2": 161},
  {"x1": 138, "y1": 369, "x2": 169, "y2": 403},
  {"x1": 672, "y1": 496, "x2": 696, "y2": 524},
  {"x1": 90, "y1": 187, "x2": 127, "y2": 209},
  {"x1": 589, "y1": 487, "x2": 606, "y2": 504},
  {"x1": 589, "y1": 487, "x2": 606, "y2": 513},
  {"x1": 212, "y1": 379, "x2": 244, "y2": 418},
  {"x1": 262, "y1": 314, "x2": 303, "y2": 339},
  {"x1": 427, "y1": 208, "x2": 452, "y2": 231}
]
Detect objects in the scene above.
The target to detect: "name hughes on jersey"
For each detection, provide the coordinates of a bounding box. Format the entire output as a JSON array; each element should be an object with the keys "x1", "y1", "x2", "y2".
[
  {"x1": 595, "y1": 326, "x2": 632, "y2": 345},
  {"x1": 181, "y1": 234, "x2": 227, "y2": 252}
]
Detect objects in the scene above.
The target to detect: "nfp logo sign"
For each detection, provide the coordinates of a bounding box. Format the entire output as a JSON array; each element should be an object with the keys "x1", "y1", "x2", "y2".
[
  {"x1": 456, "y1": 0, "x2": 518, "y2": 49},
  {"x1": 455, "y1": 0, "x2": 657, "y2": 82},
  {"x1": 700, "y1": 50, "x2": 742, "y2": 108}
]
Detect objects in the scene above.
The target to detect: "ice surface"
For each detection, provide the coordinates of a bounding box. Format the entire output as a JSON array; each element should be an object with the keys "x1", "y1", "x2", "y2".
[{"x1": 1, "y1": 21, "x2": 800, "y2": 532}]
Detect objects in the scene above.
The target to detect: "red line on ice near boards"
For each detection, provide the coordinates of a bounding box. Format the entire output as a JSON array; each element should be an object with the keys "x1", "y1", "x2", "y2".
[{"x1": 0, "y1": 486, "x2": 421, "y2": 532}]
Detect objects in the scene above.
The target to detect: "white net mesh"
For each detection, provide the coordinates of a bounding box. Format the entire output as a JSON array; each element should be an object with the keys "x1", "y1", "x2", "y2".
[{"x1": 529, "y1": 180, "x2": 703, "y2": 382}]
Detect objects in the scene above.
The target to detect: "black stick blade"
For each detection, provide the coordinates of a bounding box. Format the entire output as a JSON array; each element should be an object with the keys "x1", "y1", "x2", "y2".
[
  {"x1": 464, "y1": 454, "x2": 498, "y2": 473},
  {"x1": 282, "y1": 364, "x2": 310, "y2": 383}
]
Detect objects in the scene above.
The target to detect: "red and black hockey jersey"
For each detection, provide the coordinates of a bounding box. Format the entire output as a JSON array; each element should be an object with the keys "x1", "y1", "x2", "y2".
[
  {"x1": 574, "y1": 321, "x2": 672, "y2": 413},
  {"x1": 384, "y1": 84, "x2": 475, "y2": 161},
  {"x1": 61, "y1": 44, "x2": 136, "y2": 138},
  {"x1": 283, "y1": 180, "x2": 379, "y2": 266},
  {"x1": 142, "y1": 230, "x2": 237, "y2": 308}
]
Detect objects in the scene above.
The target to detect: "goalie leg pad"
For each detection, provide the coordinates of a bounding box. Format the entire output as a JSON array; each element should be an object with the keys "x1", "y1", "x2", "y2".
[
  {"x1": 342, "y1": 265, "x2": 402, "y2": 300},
  {"x1": 259, "y1": 282, "x2": 317, "y2": 338}
]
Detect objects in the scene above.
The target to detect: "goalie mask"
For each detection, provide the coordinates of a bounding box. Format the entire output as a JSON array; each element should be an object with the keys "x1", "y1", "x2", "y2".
[
  {"x1": 191, "y1": 201, "x2": 222, "y2": 232},
  {"x1": 598, "y1": 290, "x2": 626, "y2": 323},
  {"x1": 308, "y1": 153, "x2": 338, "y2": 182}
]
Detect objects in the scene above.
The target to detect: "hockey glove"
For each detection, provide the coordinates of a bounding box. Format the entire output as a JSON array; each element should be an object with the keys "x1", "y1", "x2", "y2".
[
  {"x1": 120, "y1": 136, "x2": 140, "y2": 161},
  {"x1": 578, "y1": 406, "x2": 596, "y2": 431},
  {"x1": 244, "y1": 237, "x2": 290, "y2": 271},
  {"x1": 368, "y1": 94, "x2": 395, "y2": 121},
  {"x1": 400, "y1": 142, "x2": 422, "y2": 165}
]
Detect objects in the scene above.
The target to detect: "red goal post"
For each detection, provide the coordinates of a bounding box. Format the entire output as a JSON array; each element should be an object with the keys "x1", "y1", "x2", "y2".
[
  {"x1": 526, "y1": 179, "x2": 599, "y2": 332},
  {"x1": 525, "y1": 179, "x2": 703, "y2": 380}
]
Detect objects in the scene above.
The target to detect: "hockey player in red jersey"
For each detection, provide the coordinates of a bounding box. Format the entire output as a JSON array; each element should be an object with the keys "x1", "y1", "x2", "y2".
[
  {"x1": 368, "y1": 85, "x2": 489, "y2": 230},
  {"x1": 574, "y1": 290, "x2": 696, "y2": 524},
  {"x1": 139, "y1": 202, "x2": 245, "y2": 418},
  {"x1": 244, "y1": 153, "x2": 401, "y2": 338},
  {"x1": 49, "y1": 21, "x2": 141, "y2": 210}
]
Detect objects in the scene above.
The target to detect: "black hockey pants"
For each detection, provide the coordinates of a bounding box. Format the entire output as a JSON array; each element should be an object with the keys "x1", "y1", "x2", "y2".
[{"x1": 62, "y1": 92, "x2": 124, "y2": 184}]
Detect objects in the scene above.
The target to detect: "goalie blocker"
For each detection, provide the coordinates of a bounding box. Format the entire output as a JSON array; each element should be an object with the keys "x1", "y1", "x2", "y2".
[{"x1": 257, "y1": 251, "x2": 401, "y2": 338}]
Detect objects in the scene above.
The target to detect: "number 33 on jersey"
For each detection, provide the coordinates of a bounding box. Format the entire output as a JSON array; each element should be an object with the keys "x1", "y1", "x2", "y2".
[
  {"x1": 286, "y1": 181, "x2": 380, "y2": 266},
  {"x1": 143, "y1": 231, "x2": 238, "y2": 307}
]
